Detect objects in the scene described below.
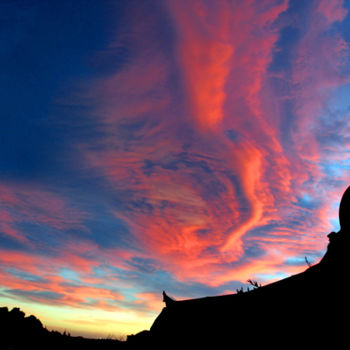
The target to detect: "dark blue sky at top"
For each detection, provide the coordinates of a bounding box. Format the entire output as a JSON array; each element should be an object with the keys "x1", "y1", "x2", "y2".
[
  {"x1": 1, "y1": 0, "x2": 350, "y2": 338},
  {"x1": 0, "y1": 0, "x2": 193, "y2": 267},
  {"x1": 1, "y1": 0, "x2": 350, "y2": 276},
  {"x1": 0, "y1": 0, "x2": 121, "y2": 181},
  {"x1": 0, "y1": 0, "x2": 137, "y2": 255}
]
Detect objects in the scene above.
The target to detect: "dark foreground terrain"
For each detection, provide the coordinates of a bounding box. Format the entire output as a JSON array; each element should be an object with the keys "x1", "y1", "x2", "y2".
[
  {"x1": 0, "y1": 306, "x2": 128, "y2": 350},
  {"x1": 3, "y1": 187, "x2": 350, "y2": 349},
  {"x1": 3, "y1": 230, "x2": 349, "y2": 350},
  {"x1": 128, "y1": 186, "x2": 350, "y2": 348}
]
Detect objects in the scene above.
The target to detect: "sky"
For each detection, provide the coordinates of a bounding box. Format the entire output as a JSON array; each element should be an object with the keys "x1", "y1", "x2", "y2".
[{"x1": 1, "y1": 0, "x2": 350, "y2": 339}]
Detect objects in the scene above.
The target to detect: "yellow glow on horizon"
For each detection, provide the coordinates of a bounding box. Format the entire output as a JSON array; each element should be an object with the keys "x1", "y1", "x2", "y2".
[{"x1": 0, "y1": 294, "x2": 158, "y2": 339}]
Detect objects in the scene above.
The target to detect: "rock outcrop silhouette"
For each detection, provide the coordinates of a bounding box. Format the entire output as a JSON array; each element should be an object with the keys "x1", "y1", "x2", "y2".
[{"x1": 128, "y1": 186, "x2": 350, "y2": 347}]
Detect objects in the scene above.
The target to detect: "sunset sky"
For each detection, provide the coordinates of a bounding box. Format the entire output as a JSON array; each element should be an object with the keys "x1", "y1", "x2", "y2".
[{"x1": 1, "y1": 0, "x2": 350, "y2": 339}]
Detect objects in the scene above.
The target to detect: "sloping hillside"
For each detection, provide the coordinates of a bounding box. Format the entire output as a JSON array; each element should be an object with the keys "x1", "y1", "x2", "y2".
[{"x1": 128, "y1": 187, "x2": 350, "y2": 347}]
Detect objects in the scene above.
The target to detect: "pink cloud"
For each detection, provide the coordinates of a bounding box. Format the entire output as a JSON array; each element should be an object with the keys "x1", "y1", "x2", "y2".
[
  {"x1": 30, "y1": 0, "x2": 349, "y2": 293},
  {"x1": 75, "y1": 0, "x2": 346, "y2": 288},
  {"x1": 134, "y1": 292, "x2": 164, "y2": 313},
  {"x1": 0, "y1": 248, "x2": 126, "y2": 310},
  {"x1": 167, "y1": 0, "x2": 233, "y2": 128},
  {"x1": 2, "y1": 5, "x2": 350, "y2": 339},
  {"x1": 317, "y1": 0, "x2": 347, "y2": 23},
  {"x1": 0, "y1": 181, "x2": 88, "y2": 244}
]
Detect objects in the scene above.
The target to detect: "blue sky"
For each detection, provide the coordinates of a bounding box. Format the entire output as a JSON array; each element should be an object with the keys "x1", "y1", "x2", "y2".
[{"x1": 1, "y1": 0, "x2": 350, "y2": 338}]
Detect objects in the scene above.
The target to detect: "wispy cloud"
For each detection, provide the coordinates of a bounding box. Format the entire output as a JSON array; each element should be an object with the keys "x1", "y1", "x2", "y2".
[{"x1": 1, "y1": 0, "x2": 350, "y2": 338}]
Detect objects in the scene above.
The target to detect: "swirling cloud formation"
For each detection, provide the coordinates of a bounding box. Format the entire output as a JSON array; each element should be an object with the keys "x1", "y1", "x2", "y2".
[{"x1": 1, "y1": 0, "x2": 350, "y2": 338}]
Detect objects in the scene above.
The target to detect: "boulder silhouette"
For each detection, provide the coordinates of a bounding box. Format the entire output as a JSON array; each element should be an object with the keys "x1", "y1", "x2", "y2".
[{"x1": 135, "y1": 186, "x2": 350, "y2": 347}]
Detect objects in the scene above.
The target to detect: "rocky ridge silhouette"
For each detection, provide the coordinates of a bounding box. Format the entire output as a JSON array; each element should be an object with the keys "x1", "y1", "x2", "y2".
[
  {"x1": 128, "y1": 186, "x2": 350, "y2": 347},
  {"x1": 2, "y1": 187, "x2": 349, "y2": 349}
]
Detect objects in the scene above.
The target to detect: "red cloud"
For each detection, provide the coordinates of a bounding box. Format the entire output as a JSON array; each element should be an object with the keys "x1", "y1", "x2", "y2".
[
  {"x1": 72, "y1": 0, "x2": 350, "y2": 288},
  {"x1": 0, "y1": 182, "x2": 88, "y2": 245},
  {"x1": 3, "y1": 1, "x2": 350, "y2": 315}
]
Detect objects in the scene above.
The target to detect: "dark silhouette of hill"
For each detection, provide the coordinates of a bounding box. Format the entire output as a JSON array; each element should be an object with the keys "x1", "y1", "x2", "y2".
[
  {"x1": 3, "y1": 187, "x2": 350, "y2": 349},
  {"x1": 127, "y1": 186, "x2": 350, "y2": 348},
  {"x1": 0, "y1": 306, "x2": 127, "y2": 350}
]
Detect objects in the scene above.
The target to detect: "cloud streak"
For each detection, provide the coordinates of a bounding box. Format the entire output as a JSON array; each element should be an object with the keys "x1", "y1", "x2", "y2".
[{"x1": 1, "y1": 0, "x2": 350, "y2": 338}]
